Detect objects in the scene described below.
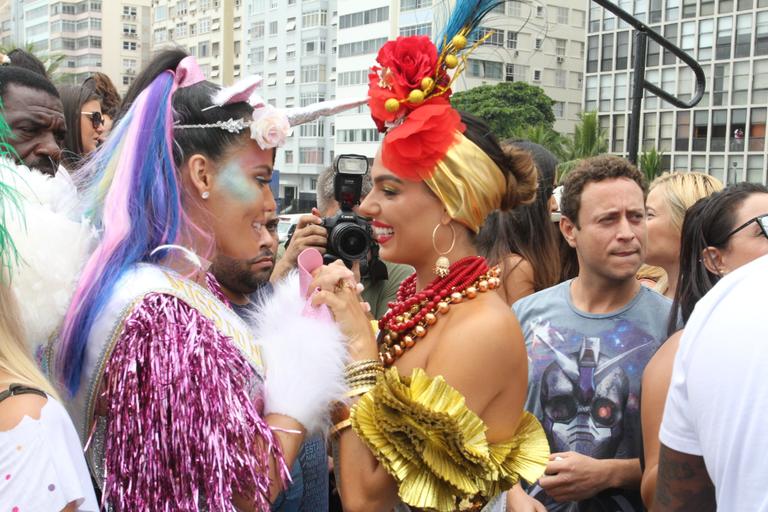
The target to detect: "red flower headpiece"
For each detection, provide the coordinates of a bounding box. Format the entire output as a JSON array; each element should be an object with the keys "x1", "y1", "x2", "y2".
[{"x1": 368, "y1": 32, "x2": 482, "y2": 181}]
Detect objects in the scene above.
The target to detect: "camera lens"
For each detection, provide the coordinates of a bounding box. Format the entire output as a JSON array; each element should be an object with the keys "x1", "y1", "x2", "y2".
[{"x1": 330, "y1": 223, "x2": 370, "y2": 261}]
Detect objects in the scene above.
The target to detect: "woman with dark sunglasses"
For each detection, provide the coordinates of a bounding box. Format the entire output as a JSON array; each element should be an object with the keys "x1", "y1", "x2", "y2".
[
  {"x1": 57, "y1": 85, "x2": 105, "y2": 170},
  {"x1": 640, "y1": 182, "x2": 768, "y2": 509}
]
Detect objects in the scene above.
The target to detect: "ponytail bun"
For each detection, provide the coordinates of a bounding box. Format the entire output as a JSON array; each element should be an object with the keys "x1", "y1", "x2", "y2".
[{"x1": 499, "y1": 145, "x2": 538, "y2": 211}]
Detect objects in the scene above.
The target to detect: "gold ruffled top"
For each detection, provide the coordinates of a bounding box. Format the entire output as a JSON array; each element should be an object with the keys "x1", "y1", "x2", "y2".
[{"x1": 350, "y1": 367, "x2": 550, "y2": 512}]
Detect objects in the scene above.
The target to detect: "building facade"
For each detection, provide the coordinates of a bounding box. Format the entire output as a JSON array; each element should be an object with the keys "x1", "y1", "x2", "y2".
[
  {"x1": 244, "y1": 0, "x2": 338, "y2": 211},
  {"x1": 151, "y1": 0, "x2": 244, "y2": 85},
  {"x1": 585, "y1": 0, "x2": 768, "y2": 183},
  {"x1": 334, "y1": 0, "x2": 589, "y2": 160},
  {"x1": 0, "y1": 0, "x2": 152, "y2": 94}
]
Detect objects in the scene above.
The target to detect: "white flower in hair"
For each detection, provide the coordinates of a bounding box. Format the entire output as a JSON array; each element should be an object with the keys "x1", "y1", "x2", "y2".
[{"x1": 250, "y1": 105, "x2": 293, "y2": 150}]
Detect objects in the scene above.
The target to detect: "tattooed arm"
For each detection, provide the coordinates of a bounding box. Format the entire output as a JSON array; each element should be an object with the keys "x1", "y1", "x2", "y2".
[{"x1": 653, "y1": 444, "x2": 715, "y2": 512}]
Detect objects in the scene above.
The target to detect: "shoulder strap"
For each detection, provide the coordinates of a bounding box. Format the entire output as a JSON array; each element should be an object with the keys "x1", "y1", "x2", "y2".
[{"x1": 0, "y1": 383, "x2": 47, "y2": 403}]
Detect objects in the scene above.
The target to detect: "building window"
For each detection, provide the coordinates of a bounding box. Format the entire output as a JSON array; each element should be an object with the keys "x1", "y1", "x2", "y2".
[
  {"x1": 176, "y1": 23, "x2": 188, "y2": 38},
  {"x1": 507, "y1": 31, "x2": 518, "y2": 49},
  {"x1": 756, "y1": 11, "x2": 768, "y2": 55},
  {"x1": 555, "y1": 6, "x2": 568, "y2": 24},
  {"x1": 505, "y1": 63, "x2": 526, "y2": 82},
  {"x1": 716, "y1": 16, "x2": 733, "y2": 60},
  {"x1": 200, "y1": 18, "x2": 211, "y2": 34},
  {"x1": 401, "y1": 0, "x2": 430, "y2": 12},
  {"x1": 533, "y1": 69, "x2": 542, "y2": 82},
  {"x1": 299, "y1": 120, "x2": 325, "y2": 137},
  {"x1": 749, "y1": 108, "x2": 767, "y2": 151},
  {"x1": 284, "y1": 150, "x2": 294, "y2": 164},
  {"x1": 302, "y1": 10, "x2": 328, "y2": 28},
  {"x1": 601, "y1": 33, "x2": 614, "y2": 71},
  {"x1": 553, "y1": 102, "x2": 565, "y2": 119},
  {"x1": 338, "y1": 69, "x2": 369, "y2": 86},
  {"x1": 587, "y1": 35, "x2": 600, "y2": 72},
  {"x1": 299, "y1": 147, "x2": 325, "y2": 164},
  {"x1": 536, "y1": 5, "x2": 544, "y2": 17},
  {"x1": 337, "y1": 129, "x2": 380, "y2": 143},
  {"x1": 468, "y1": 59, "x2": 503, "y2": 80},
  {"x1": 286, "y1": 43, "x2": 296, "y2": 60},
  {"x1": 198, "y1": 42, "x2": 210, "y2": 58},
  {"x1": 253, "y1": 21, "x2": 265, "y2": 38},
  {"x1": 474, "y1": 27, "x2": 504, "y2": 46},
  {"x1": 338, "y1": 38, "x2": 388, "y2": 58},
  {"x1": 735, "y1": 14, "x2": 752, "y2": 58},
  {"x1": 123, "y1": 41, "x2": 137, "y2": 51},
  {"x1": 509, "y1": 1, "x2": 522, "y2": 17},
  {"x1": 698, "y1": 18, "x2": 714, "y2": 60},
  {"x1": 286, "y1": 17, "x2": 296, "y2": 31},
  {"x1": 300, "y1": 92, "x2": 325, "y2": 106},
  {"x1": 303, "y1": 39, "x2": 326, "y2": 56},
  {"x1": 555, "y1": 38, "x2": 566, "y2": 56},
  {"x1": 555, "y1": 70, "x2": 566, "y2": 88},
  {"x1": 676, "y1": 111, "x2": 690, "y2": 151},
  {"x1": 339, "y1": 7, "x2": 389, "y2": 29},
  {"x1": 301, "y1": 65, "x2": 327, "y2": 83},
  {"x1": 253, "y1": 46, "x2": 264, "y2": 64},
  {"x1": 400, "y1": 23, "x2": 432, "y2": 37},
  {"x1": 616, "y1": 31, "x2": 629, "y2": 69},
  {"x1": 535, "y1": 38, "x2": 543, "y2": 50},
  {"x1": 267, "y1": 73, "x2": 277, "y2": 87},
  {"x1": 154, "y1": 28, "x2": 167, "y2": 43}
]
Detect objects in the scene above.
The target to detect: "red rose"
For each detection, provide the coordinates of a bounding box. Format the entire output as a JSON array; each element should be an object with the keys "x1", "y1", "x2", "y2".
[
  {"x1": 382, "y1": 103, "x2": 465, "y2": 181},
  {"x1": 377, "y1": 36, "x2": 438, "y2": 91}
]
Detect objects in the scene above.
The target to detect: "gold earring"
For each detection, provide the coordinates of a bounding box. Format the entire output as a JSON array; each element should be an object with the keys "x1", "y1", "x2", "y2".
[{"x1": 432, "y1": 223, "x2": 456, "y2": 277}]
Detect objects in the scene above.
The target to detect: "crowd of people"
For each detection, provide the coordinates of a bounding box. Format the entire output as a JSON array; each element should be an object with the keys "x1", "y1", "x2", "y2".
[{"x1": 0, "y1": 2, "x2": 767, "y2": 511}]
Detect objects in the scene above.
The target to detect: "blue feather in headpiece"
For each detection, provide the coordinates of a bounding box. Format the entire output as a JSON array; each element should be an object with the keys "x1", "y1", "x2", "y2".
[{"x1": 436, "y1": 0, "x2": 506, "y2": 53}]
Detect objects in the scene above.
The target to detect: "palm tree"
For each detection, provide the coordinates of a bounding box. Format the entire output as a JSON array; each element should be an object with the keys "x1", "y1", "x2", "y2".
[
  {"x1": 558, "y1": 111, "x2": 609, "y2": 181},
  {"x1": 509, "y1": 124, "x2": 566, "y2": 160},
  {"x1": 639, "y1": 147, "x2": 665, "y2": 184},
  {"x1": 0, "y1": 42, "x2": 67, "y2": 80}
]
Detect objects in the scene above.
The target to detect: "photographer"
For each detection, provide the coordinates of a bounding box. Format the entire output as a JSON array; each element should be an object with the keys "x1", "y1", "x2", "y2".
[{"x1": 271, "y1": 159, "x2": 412, "y2": 318}]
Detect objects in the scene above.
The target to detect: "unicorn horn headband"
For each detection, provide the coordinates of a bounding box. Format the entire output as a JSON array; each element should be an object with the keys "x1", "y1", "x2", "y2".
[{"x1": 174, "y1": 62, "x2": 366, "y2": 150}]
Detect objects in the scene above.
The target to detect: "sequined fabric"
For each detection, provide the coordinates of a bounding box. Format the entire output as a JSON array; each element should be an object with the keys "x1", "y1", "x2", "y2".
[
  {"x1": 350, "y1": 368, "x2": 550, "y2": 512},
  {"x1": 100, "y1": 291, "x2": 289, "y2": 510}
]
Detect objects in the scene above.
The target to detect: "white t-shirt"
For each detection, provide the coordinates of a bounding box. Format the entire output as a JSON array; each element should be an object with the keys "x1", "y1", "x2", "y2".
[
  {"x1": 0, "y1": 395, "x2": 98, "y2": 511},
  {"x1": 660, "y1": 254, "x2": 768, "y2": 511}
]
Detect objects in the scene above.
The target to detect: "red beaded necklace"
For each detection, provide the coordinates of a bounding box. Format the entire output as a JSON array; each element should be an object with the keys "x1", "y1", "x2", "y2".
[{"x1": 378, "y1": 256, "x2": 501, "y2": 366}]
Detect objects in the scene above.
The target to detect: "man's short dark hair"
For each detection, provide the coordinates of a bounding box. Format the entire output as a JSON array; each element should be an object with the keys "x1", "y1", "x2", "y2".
[
  {"x1": 561, "y1": 155, "x2": 647, "y2": 227},
  {"x1": 0, "y1": 66, "x2": 60, "y2": 103}
]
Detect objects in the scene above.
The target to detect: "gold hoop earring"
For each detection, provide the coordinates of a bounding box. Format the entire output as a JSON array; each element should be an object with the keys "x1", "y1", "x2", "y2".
[{"x1": 432, "y1": 223, "x2": 456, "y2": 277}]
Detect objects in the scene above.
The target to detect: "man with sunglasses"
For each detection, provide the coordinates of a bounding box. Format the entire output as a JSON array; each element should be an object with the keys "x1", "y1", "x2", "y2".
[{"x1": 0, "y1": 66, "x2": 65, "y2": 176}]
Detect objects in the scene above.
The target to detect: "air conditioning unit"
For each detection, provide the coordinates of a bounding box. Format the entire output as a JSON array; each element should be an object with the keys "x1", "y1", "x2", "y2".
[{"x1": 557, "y1": 56, "x2": 565, "y2": 63}]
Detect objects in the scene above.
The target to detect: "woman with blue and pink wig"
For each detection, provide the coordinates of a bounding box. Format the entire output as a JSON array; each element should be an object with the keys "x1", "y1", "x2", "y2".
[{"x1": 52, "y1": 49, "x2": 350, "y2": 510}]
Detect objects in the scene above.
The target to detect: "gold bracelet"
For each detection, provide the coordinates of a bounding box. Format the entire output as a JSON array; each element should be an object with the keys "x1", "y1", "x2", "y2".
[
  {"x1": 345, "y1": 386, "x2": 374, "y2": 398},
  {"x1": 344, "y1": 359, "x2": 383, "y2": 376},
  {"x1": 346, "y1": 374, "x2": 379, "y2": 390},
  {"x1": 330, "y1": 418, "x2": 352, "y2": 437}
]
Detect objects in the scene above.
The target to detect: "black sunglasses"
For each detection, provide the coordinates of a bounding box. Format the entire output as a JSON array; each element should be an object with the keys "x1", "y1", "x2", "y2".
[
  {"x1": 81, "y1": 111, "x2": 104, "y2": 130},
  {"x1": 720, "y1": 214, "x2": 768, "y2": 243}
]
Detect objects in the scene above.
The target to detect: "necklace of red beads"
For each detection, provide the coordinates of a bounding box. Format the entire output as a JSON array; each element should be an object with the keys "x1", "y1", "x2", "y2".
[{"x1": 378, "y1": 255, "x2": 502, "y2": 366}]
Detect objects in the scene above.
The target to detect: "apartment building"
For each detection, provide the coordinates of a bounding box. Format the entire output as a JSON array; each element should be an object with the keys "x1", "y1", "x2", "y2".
[
  {"x1": 245, "y1": 0, "x2": 337, "y2": 210},
  {"x1": 586, "y1": 0, "x2": 768, "y2": 182},
  {"x1": 0, "y1": 0, "x2": 152, "y2": 94},
  {"x1": 151, "y1": 0, "x2": 244, "y2": 85},
  {"x1": 334, "y1": 0, "x2": 589, "y2": 160}
]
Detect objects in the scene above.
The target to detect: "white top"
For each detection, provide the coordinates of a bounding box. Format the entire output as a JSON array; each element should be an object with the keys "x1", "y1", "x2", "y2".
[
  {"x1": 0, "y1": 395, "x2": 98, "y2": 511},
  {"x1": 660, "y1": 254, "x2": 768, "y2": 511}
]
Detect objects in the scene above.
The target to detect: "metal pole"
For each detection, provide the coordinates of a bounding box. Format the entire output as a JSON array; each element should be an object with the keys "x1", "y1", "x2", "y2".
[{"x1": 627, "y1": 31, "x2": 648, "y2": 165}]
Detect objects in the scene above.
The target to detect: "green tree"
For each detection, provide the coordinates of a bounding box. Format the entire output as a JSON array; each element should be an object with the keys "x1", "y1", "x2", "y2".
[
  {"x1": 509, "y1": 124, "x2": 566, "y2": 160},
  {"x1": 558, "y1": 111, "x2": 609, "y2": 181},
  {"x1": 450, "y1": 81, "x2": 556, "y2": 140},
  {"x1": 639, "y1": 147, "x2": 665, "y2": 184}
]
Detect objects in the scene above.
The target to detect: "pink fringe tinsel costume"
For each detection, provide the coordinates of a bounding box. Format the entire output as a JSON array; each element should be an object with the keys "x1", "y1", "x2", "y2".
[{"x1": 63, "y1": 264, "x2": 290, "y2": 510}]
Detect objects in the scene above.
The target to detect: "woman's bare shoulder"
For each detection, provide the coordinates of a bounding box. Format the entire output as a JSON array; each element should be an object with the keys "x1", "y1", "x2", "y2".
[{"x1": 0, "y1": 389, "x2": 48, "y2": 431}]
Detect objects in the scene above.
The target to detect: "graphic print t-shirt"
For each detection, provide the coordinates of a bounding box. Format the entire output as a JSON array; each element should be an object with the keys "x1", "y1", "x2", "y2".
[{"x1": 513, "y1": 281, "x2": 671, "y2": 512}]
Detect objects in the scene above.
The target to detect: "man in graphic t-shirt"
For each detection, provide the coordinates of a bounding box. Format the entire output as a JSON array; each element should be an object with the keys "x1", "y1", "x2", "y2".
[{"x1": 508, "y1": 156, "x2": 671, "y2": 512}]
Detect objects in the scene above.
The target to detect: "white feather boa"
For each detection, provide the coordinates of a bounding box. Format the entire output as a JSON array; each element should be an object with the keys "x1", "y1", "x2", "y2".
[
  {"x1": 0, "y1": 160, "x2": 95, "y2": 361},
  {"x1": 249, "y1": 271, "x2": 348, "y2": 435}
]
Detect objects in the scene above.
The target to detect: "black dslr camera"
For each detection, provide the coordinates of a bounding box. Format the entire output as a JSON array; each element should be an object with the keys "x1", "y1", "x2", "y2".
[{"x1": 321, "y1": 154, "x2": 373, "y2": 265}]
